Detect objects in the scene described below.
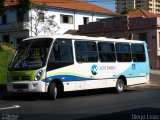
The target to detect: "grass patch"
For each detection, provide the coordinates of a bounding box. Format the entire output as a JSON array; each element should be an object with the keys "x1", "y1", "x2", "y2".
[{"x1": 0, "y1": 44, "x2": 15, "y2": 85}]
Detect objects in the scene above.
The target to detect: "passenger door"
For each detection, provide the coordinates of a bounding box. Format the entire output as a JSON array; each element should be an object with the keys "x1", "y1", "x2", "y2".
[{"x1": 47, "y1": 39, "x2": 76, "y2": 91}]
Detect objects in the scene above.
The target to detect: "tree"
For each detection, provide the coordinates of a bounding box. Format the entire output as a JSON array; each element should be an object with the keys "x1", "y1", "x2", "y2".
[
  {"x1": 121, "y1": 8, "x2": 134, "y2": 15},
  {"x1": 23, "y1": 6, "x2": 60, "y2": 36},
  {"x1": 1, "y1": 0, "x2": 59, "y2": 36},
  {"x1": 0, "y1": 0, "x2": 32, "y2": 15},
  {"x1": 16, "y1": 0, "x2": 32, "y2": 14}
]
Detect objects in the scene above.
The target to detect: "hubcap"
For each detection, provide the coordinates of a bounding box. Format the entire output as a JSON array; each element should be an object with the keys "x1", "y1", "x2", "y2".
[
  {"x1": 118, "y1": 83, "x2": 123, "y2": 91},
  {"x1": 54, "y1": 87, "x2": 57, "y2": 97}
]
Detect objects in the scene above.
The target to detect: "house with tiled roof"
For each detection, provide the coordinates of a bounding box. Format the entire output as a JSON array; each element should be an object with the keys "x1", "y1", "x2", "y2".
[
  {"x1": 0, "y1": 0, "x2": 116, "y2": 46},
  {"x1": 126, "y1": 9, "x2": 160, "y2": 18},
  {"x1": 127, "y1": 9, "x2": 160, "y2": 70},
  {"x1": 78, "y1": 9, "x2": 160, "y2": 69}
]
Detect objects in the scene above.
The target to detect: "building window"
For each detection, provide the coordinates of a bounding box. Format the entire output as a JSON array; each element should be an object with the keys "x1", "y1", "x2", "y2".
[
  {"x1": 136, "y1": 5, "x2": 141, "y2": 8},
  {"x1": 3, "y1": 35, "x2": 9, "y2": 44},
  {"x1": 2, "y1": 14, "x2": 7, "y2": 24},
  {"x1": 38, "y1": 12, "x2": 44, "y2": 22},
  {"x1": 83, "y1": 17, "x2": 89, "y2": 25},
  {"x1": 60, "y1": 15, "x2": 73, "y2": 24},
  {"x1": 138, "y1": 33, "x2": 147, "y2": 43}
]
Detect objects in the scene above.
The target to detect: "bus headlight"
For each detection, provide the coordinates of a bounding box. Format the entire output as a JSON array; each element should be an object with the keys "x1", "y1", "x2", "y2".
[{"x1": 35, "y1": 70, "x2": 44, "y2": 81}]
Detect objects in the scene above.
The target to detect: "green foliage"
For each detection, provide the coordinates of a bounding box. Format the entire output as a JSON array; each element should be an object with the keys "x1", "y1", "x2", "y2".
[
  {"x1": 0, "y1": 0, "x2": 5, "y2": 15},
  {"x1": 16, "y1": 0, "x2": 32, "y2": 14},
  {"x1": 0, "y1": 0, "x2": 32, "y2": 15},
  {"x1": 121, "y1": 8, "x2": 134, "y2": 15},
  {"x1": 0, "y1": 45, "x2": 15, "y2": 85}
]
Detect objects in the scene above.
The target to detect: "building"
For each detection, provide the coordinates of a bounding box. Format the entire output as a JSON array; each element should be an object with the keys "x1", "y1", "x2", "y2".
[
  {"x1": 0, "y1": 0, "x2": 116, "y2": 46},
  {"x1": 78, "y1": 9, "x2": 160, "y2": 69},
  {"x1": 116, "y1": 0, "x2": 160, "y2": 15}
]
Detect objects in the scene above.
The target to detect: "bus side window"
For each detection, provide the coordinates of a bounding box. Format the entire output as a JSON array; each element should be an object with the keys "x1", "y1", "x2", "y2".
[
  {"x1": 47, "y1": 39, "x2": 74, "y2": 71},
  {"x1": 98, "y1": 42, "x2": 116, "y2": 62},
  {"x1": 131, "y1": 44, "x2": 146, "y2": 62},
  {"x1": 75, "y1": 41, "x2": 98, "y2": 62},
  {"x1": 49, "y1": 40, "x2": 73, "y2": 62},
  {"x1": 115, "y1": 43, "x2": 132, "y2": 62}
]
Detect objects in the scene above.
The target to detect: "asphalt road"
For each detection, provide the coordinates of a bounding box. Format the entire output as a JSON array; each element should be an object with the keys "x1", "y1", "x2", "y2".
[{"x1": 0, "y1": 73, "x2": 160, "y2": 120}]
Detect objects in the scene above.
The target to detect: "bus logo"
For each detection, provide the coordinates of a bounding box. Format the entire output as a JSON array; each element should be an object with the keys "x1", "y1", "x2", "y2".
[
  {"x1": 132, "y1": 64, "x2": 136, "y2": 70},
  {"x1": 91, "y1": 65, "x2": 98, "y2": 75}
]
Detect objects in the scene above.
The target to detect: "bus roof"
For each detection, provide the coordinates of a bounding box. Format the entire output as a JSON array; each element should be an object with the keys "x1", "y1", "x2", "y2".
[{"x1": 23, "y1": 34, "x2": 146, "y2": 44}]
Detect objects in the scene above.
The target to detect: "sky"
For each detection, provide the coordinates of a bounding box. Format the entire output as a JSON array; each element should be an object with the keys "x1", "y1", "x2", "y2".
[{"x1": 80, "y1": 0, "x2": 116, "y2": 12}]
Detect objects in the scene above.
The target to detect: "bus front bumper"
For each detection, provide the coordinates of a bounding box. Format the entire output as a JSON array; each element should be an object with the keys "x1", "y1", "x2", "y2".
[{"x1": 7, "y1": 81, "x2": 48, "y2": 93}]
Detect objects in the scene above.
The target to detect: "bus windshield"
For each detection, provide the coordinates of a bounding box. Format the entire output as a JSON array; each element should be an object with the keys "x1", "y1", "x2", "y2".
[{"x1": 10, "y1": 38, "x2": 53, "y2": 70}]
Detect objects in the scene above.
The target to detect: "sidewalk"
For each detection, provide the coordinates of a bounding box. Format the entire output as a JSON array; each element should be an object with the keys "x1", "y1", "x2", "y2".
[
  {"x1": 150, "y1": 69, "x2": 160, "y2": 75},
  {"x1": 150, "y1": 69, "x2": 160, "y2": 86}
]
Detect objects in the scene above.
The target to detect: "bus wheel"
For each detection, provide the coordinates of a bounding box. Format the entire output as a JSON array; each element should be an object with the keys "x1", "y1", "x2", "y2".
[
  {"x1": 48, "y1": 82, "x2": 58, "y2": 100},
  {"x1": 115, "y1": 79, "x2": 124, "y2": 94}
]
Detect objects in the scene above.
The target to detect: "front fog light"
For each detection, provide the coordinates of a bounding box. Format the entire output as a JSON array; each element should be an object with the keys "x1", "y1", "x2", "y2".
[{"x1": 35, "y1": 70, "x2": 44, "y2": 81}]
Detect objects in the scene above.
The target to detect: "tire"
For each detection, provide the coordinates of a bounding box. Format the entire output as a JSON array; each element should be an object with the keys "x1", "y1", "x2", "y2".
[
  {"x1": 115, "y1": 79, "x2": 124, "y2": 94},
  {"x1": 48, "y1": 82, "x2": 58, "y2": 100}
]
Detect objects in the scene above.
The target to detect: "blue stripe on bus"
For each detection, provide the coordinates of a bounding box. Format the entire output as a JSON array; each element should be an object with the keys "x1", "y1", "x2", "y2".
[{"x1": 42, "y1": 75, "x2": 95, "y2": 83}]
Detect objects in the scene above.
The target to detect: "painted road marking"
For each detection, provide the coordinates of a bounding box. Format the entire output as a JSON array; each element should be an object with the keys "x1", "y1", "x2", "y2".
[{"x1": 0, "y1": 105, "x2": 20, "y2": 110}]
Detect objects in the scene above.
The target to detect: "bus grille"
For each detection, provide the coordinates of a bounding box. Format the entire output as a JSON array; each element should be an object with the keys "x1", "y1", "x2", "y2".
[
  {"x1": 12, "y1": 76, "x2": 30, "y2": 81},
  {"x1": 13, "y1": 84, "x2": 28, "y2": 89}
]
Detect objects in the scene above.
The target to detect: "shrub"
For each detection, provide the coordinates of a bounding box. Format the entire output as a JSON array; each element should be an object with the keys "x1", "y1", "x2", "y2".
[{"x1": 0, "y1": 44, "x2": 15, "y2": 85}]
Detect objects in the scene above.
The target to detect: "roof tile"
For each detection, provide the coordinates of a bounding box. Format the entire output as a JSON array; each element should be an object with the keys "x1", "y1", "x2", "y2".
[
  {"x1": 126, "y1": 9, "x2": 159, "y2": 18},
  {"x1": 31, "y1": 0, "x2": 116, "y2": 14},
  {"x1": 4, "y1": 0, "x2": 116, "y2": 15}
]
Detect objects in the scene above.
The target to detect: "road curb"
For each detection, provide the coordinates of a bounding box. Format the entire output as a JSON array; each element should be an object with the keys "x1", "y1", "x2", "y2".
[
  {"x1": 149, "y1": 84, "x2": 160, "y2": 87},
  {"x1": 126, "y1": 83, "x2": 160, "y2": 90}
]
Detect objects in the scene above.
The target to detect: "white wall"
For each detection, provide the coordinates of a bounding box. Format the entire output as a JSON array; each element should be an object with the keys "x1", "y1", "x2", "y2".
[
  {"x1": 28, "y1": 7, "x2": 113, "y2": 36},
  {"x1": 157, "y1": 29, "x2": 160, "y2": 56},
  {"x1": 0, "y1": 6, "x2": 114, "y2": 46}
]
